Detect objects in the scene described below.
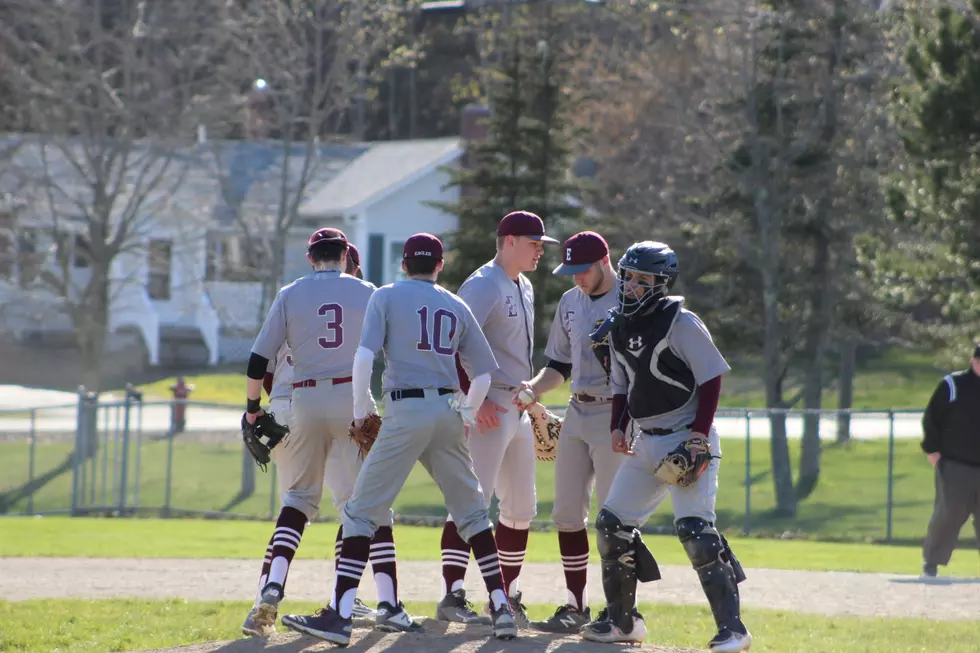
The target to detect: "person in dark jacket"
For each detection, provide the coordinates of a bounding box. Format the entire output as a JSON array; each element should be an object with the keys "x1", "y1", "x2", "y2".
[{"x1": 920, "y1": 343, "x2": 980, "y2": 579}]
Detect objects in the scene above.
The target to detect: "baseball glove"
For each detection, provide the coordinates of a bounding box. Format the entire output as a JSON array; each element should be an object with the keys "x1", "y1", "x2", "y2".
[
  {"x1": 349, "y1": 414, "x2": 382, "y2": 459},
  {"x1": 653, "y1": 436, "x2": 716, "y2": 487},
  {"x1": 241, "y1": 412, "x2": 290, "y2": 472},
  {"x1": 527, "y1": 402, "x2": 563, "y2": 461}
]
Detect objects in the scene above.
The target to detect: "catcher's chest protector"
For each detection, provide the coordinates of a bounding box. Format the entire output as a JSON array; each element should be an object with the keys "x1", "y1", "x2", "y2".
[{"x1": 612, "y1": 297, "x2": 696, "y2": 421}]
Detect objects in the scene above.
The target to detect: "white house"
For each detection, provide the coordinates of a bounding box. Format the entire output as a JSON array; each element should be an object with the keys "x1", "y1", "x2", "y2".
[{"x1": 0, "y1": 133, "x2": 466, "y2": 368}]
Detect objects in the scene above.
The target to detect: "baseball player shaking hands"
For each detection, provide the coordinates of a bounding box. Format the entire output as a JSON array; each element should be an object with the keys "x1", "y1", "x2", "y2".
[
  {"x1": 512, "y1": 231, "x2": 627, "y2": 634},
  {"x1": 437, "y1": 211, "x2": 559, "y2": 628},
  {"x1": 281, "y1": 233, "x2": 520, "y2": 645},
  {"x1": 580, "y1": 241, "x2": 752, "y2": 652},
  {"x1": 241, "y1": 232, "x2": 399, "y2": 637}
]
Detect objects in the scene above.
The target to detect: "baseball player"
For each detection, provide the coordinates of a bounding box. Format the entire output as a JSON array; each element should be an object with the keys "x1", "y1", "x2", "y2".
[
  {"x1": 241, "y1": 230, "x2": 403, "y2": 636},
  {"x1": 580, "y1": 241, "x2": 752, "y2": 652},
  {"x1": 436, "y1": 210, "x2": 558, "y2": 627},
  {"x1": 281, "y1": 233, "x2": 519, "y2": 645},
  {"x1": 511, "y1": 231, "x2": 625, "y2": 633}
]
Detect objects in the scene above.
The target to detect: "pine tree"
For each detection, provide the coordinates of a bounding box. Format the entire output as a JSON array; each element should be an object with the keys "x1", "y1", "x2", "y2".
[
  {"x1": 886, "y1": 1, "x2": 980, "y2": 356},
  {"x1": 433, "y1": 8, "x2": 584, "y2": 349}
]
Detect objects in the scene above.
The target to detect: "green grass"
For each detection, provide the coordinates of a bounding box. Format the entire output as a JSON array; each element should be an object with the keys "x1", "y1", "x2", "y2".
[
  {"x1": 2, "y1": 517, "x2": 979, "y2": 578},
  {"x1": 132, "y1": 347, "x2": 944, "y2": 410},
  {"x1": 4, "y1": 435, "x2": 978, "y2": 543},
  {"x1": 0, "y1": 599, "x2": 977, "y2": 653}
]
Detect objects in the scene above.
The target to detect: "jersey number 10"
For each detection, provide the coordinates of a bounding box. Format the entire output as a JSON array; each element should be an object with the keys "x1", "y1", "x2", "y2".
[{"x1": 416, "y1": 306, "x2": 457, "y2": 356}]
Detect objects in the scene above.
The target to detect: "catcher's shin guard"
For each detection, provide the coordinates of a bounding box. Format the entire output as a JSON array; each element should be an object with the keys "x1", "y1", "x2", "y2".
[
  {"x1": 676, "y1": 517, "x2": 743, "y2": 632},
  {"x1": 595, "y1": 509, "x2": 640, "y2": 633}
]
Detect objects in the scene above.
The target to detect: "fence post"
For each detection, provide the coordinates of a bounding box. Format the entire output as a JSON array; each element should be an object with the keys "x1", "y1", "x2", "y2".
[
  {"x1": 162, "y1": 420, "x2": 175, "y2": 518},
  {"x1": 269, "y1": 464, "x2": 278, "y2": 519},
  {"x1": 71, "y1": 386, "x2": 87, "y2": 516},
  {"x1": 886, "y1": 409, "x2": 896, "y2": 542},
  {"x1": 743, "y1": 409, "x2": 752, "y2": 536},
  {"x1": 131, "y1": 387, "x2": 144, "y2": 509},
  {"x1": 27, "y1": 409, "x2": 37, "y2": 515},
  {"x1": 117, "y1": 389, "x2": 133, "y2": 515}
]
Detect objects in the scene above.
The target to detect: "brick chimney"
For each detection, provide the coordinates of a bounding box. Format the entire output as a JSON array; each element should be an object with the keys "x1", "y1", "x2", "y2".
[{"x1": 460, "y1": 103, "x2": 490, "y2": 197}]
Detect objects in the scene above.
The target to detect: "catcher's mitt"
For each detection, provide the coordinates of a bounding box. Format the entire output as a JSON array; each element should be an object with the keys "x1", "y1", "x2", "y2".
[
  {"x1": 653, "y1": 436, "x2": 716, "y2": 487},
  {"x1": 349, "y1": 414, "x2": 382, "y2": 459},
  {"x1": 527, "y1": 402, "x2": 563, "y2": 461},
  {"x1": 241, "y1": 412, "x2": 290, "y2": 472}
]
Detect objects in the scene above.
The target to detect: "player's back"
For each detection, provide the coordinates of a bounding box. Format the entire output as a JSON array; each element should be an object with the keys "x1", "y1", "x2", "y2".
[
  {"x1": 373, "y1": 279, "x2": 476, "y2": 392},
  {"x1": 278, "y1": 271, "x2": 375, "y2": 382}
]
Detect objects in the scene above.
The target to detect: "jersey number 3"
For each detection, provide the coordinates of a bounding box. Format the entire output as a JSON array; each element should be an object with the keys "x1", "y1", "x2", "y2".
[
  {"x1": 416, "y1": 306, "x2": 457, "y2": 355},
  {"x1": 318, "y1": 303, "x2": 343, "y2": 349}
]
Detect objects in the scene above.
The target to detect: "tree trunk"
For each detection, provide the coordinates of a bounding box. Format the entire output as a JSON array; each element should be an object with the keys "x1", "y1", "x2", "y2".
[
  {"x1": 836, "y1": 338, "x2": 856, "y2": 443},
  {"x1": 762, "y1": 271, "x2": 796, "y2": 516},
  {"x1": 797, "y1": 233, "x2": 833, "y2": 500}
]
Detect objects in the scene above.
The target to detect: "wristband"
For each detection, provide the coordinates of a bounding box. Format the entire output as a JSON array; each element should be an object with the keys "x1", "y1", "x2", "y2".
[{"x1": 246, "y1": 398, "x2": 261, "y2": 414}]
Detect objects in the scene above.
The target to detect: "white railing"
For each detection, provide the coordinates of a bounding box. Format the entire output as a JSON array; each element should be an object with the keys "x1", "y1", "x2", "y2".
[
  {"x1": 110, "y1": 284, "x2": 160, "y2": 365},
  {"x1": 195, "y1": 292, "x2": 220, "y2": 366}
]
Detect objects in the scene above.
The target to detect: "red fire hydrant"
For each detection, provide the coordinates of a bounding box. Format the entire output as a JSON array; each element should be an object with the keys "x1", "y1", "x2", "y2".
[{"x1": 169, "y1": 376, "x2": 193, "y2": 433}]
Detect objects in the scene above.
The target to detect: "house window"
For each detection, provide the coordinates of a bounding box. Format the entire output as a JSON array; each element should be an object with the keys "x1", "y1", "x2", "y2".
[
  {"x1": 147, "y1": 239, "x2": 172, "y2": 300},
  {"x1": 206, "y1": 234, "x2": 262, "y2": 282},
  {"x1": 389, "y1": 241, "x2": 406, "y2": 284}
]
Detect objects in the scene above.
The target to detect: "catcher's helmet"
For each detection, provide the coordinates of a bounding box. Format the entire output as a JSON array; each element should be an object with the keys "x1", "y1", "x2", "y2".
[{"x1": 617, "y1": 241, "x2": 678, "y2": 317}]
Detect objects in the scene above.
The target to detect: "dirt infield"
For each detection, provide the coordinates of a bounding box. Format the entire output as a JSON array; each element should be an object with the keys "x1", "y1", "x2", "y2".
[
  {"x1": 5, "y1": 557, "x2": 979, "y2": 622},
  {"x1": 132, "y1": 627, "x2": 702, "y2": 653}
]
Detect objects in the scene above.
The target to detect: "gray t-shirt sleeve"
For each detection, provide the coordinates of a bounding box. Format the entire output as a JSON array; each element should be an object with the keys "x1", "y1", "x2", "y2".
[
  {"x1": 544, "y1": 298, "x2": 572, "y2": 365},
  {"x1": 359, "y1": 290, "x2": 387, "y2": 354},
  {"x1": 670, "y1": 310, "x2": 731, "y2": 385},
  {"x1": 457, "y1": 301, "x2": 499, "y2": 378},
  {"x1": 457, "y1": 276, "x2": 497, "y2": 328},
  {"x1": 251, "y1": 293, "x2": 287, "y2": 359}
]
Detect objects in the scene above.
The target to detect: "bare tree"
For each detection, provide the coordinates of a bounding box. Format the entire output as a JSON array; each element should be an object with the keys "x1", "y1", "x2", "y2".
[
  {"x1": 206, "y1": 0, "x2": 408, "y2": 326},
  {"x1": 0, "y1": 0, "x2": 223, "y2": 392}
]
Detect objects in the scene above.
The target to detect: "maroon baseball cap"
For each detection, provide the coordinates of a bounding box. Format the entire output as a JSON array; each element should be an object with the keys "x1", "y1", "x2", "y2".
[
  {"x1": 553, "y1": 231, "x2": 609, "y2": 275},
  {"x1": 308, "y1": 227, "x2": 348, "y2": 247},
  {"x1": 345, "y1": 243, "x2": 361, "y2": 273},
  {"x1": 497, "y1": 210, "x2": 559, "y2": 243},
  {"x1": 403, "y1": 233, "x2": 443, "y2": 261}
]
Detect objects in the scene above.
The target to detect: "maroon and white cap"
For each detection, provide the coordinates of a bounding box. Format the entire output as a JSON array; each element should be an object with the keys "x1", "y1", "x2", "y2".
[
  {"x1": 497, "y1": 210, "x2": 559, "y2": 243},
  {"x1": 308, "y1": 227, "x2": 348, "y2": 247},
  {"x1": 403, "y1": 233, "x2": 443, "y2": 261},
  {"x1": 553, "y1": 231, "x2": 609, "y2": 275},
  {"x1": 345, "y1": 243, "x2": 361, "y2": 273}
]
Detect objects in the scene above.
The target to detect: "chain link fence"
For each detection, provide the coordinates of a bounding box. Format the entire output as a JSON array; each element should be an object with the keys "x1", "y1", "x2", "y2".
[{"x1": 1, "y1": 392, "x2": 965, "y2": 544}]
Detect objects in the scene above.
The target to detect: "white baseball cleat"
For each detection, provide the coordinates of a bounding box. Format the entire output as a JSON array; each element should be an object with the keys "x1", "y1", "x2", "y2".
[{"x1": 581, "y1": 610, "x2": 647, "y2": 643}]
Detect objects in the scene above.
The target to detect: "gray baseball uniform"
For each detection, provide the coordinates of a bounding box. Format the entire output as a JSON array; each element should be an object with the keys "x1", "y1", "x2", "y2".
[
  {"x1": 266, "y1": 343, "x2": 374, "y2": 518},
  {"x1": 544, "y1": 286, "x2": 625, "y2": 531},
  {"x1": 341, "y1": 279, "x2": 499, "y2": 542},
  {"x1": 603, "y1": 300, "x2": 731, "y2": 527},
  {"x1": 455, "y1": 261, "x2": 537, "y2": 525},
  {"x1": 251, "y1": 270, "x2": 376, "y2": 521}
]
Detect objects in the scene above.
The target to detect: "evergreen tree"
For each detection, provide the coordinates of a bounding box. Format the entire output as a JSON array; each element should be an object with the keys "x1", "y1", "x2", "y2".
[
  {"x1": 433, "y1": 7, "x2": 585, "y2": 350},
  {"x1": 885, "y1": 1, "x2": 980, "y2": 356}
]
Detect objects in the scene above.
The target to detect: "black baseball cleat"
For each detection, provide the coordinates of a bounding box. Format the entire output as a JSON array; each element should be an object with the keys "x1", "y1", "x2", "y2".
[
  {"x1": 374, "y1": 601, "x2": 424, "y2": 633},
  {"x1": 708, "y1": 624, "x2": 753, "y2": 652},
  {"x1": 281, "y1": 606, "x2": 352, "y2": 646},
  {"x1": 489, "y1": 599, "x2": 519, "y2": 639},
  {"x1": 581, "y1": 607, "x2": 647, "y2": 644},
  {"x1": 530, "y1": 604, "x2": 591, "y2": 633},
  {"x1": 435, "y1": 589, "x2": 492, "y2": 625}
]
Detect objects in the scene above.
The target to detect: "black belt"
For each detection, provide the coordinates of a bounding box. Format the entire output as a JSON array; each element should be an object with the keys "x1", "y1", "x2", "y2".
[
  {"x1": 573, "y1": 393, "x2": 611, "y2": 403},
  {"x1": 390, "y1": 387, "x2": 454, "y2": 401},
  {"x1": 643, "y1": 423, "x2": 693, "y2": 436}
]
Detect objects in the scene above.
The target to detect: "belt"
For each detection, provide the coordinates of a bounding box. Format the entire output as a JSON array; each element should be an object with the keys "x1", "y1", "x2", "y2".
[
  {"x1": 643, "y1": 423, "x2": 694, "y2": 436},
  {"x1": 573, "y1": 393, "x2": 611, "y2": 404},
  {"x1": 390, "y1": 387, "x2": 454, "y2": 401},
  {"x1": 293, "y1": 376, "x2": 353, "y2": 389}
]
